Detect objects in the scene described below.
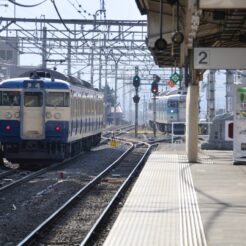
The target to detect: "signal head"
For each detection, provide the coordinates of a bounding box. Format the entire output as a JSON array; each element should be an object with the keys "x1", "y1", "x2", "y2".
[
  {"x1": 151, "y1": 82, "x2": 158, "y2": 95},
  {"x1": 133, "y1": 75, "x2": 140, "y2": 88}
]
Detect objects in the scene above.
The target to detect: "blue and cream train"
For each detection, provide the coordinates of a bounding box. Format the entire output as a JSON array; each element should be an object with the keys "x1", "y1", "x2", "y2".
[
  {"x1": 148, "y1": 92, "x2": 186, "y2": 134},
  {"x1": 0, "y1": 69, "x2": 104, "y2": 164}
]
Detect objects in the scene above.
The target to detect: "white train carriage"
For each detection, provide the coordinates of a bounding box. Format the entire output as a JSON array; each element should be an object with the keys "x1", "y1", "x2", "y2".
[
  {"x1": 148, "y1": 93, "x2": 186, "y2": 134},
  {"x1": 0, "y1": 69, "x2": 104, "y2": 164}
]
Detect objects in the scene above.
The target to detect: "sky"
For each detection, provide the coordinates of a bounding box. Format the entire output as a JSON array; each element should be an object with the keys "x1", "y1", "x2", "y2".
[
  {"x1": 0, "y1": 0, "x2": 228, "y2": 119},
  {"x1": 0, "y1": 0, "x2": 146, "y2": 20}
]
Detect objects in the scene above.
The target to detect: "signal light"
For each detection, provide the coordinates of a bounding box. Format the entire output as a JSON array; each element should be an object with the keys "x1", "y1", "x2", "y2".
[
  {"x1": 151, "y1": 82, "x2": 158, "y2": 95},
  {"x1": 133, "y1": 75, "x2": 140, "y2": 88},
  {"x1": 55, "y1": 126, "x2": 61, "y2": 131},
  {"x1": 133, "y1": 95, "x2": 140, "y2": 104},
  {"x1": 5, "y1": 125, "x2": 11, "y2": 131}
]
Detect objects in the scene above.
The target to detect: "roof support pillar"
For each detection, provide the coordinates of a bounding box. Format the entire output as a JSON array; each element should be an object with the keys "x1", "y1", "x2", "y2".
[{"x1": 186, "y1": 82, "x2": 199, "y2": 163}]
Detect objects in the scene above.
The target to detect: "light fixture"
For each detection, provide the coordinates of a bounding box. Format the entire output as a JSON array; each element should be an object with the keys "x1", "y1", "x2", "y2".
[
  {"x1": 172, "y1": 0, "x2": 184, "y2": 45},
  {"x1": 155, "y1": 0, "x2": 168, "y2": 51},
  {"x1": 54, "y1": 112, "x2": 61, "y2": 119},
  {"x1": 46, "y1": 112, "x2": 52, "y2": 119},
  {"x1": 172, "y1": 31, "x2": 184, "y2": 44},
  {"x1": 15, "y1": 112, "x2": 20, "y2": 118},
  {"x1": 167, "y1": 0, "x2": 178, "y2": 5},
  {"x1": 5, "y1": 112, "x2": 12, "y2": 119},
  {"x1": 155, "y1": 38, "x2": 167, "y2": 51}
]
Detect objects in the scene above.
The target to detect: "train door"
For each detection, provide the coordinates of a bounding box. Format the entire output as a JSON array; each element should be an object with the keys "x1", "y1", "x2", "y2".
[{"x1": 21, "y1": 91, "x2": 45, "y2": 139}]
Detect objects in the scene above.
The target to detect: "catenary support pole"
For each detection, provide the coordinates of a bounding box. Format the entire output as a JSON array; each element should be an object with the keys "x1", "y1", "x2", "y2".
[{"x1": 153, "y1": 95, "x2": 156, "y2": 138}]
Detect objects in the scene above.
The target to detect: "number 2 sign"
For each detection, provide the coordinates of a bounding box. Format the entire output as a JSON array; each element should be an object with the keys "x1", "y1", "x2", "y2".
[
  {"x1": 194, "y1": 49, "x2": 210, "y2": 68},
  {"x1": 194, "y1": 48, "x2": 246, "y2": 69}
]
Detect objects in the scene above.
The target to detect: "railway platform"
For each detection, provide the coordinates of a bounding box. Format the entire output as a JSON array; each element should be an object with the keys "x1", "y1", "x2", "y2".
[{"x1": 103, "y1": 143, "x2": 246, "y2": 246}]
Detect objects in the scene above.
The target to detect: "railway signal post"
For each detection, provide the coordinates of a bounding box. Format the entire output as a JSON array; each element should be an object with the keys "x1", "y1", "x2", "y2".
[
  {"x1": 133, "y1": 66, "x2": 141, "y2": 137},
  {"x1": 151, "y1": 75, "x2": 160, "y2": 138}
]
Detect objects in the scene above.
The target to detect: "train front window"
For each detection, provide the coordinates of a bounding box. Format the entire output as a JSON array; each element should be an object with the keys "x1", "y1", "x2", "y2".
[
  {"x1": 46, "y1": 92, "x2": 69, "y2": 107},
  {"x1": 0, "y1": 91, "x2": 21, "y2": 106},
  {"x1": 24, "y1": 92, "x2": 43, "y2": 107},
  {"x1": 167, "y1": 101, "x2": 178, "y2": 107}
]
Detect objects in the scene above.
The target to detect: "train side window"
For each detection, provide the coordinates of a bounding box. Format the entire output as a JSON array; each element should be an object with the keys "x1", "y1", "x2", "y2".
[
  {"x1": 71, "y1": 98, "x2": 74, "y2": 117},
  {"x1": 82, "y1": 97, "x2": 84, "y2": 116},
  {"x1": 80, "y1": 98, "x2": 82, "y2": 117},
  {"x1": 0, "y1": 91, "x2": 21, "y2": 106},
  {"x1": 85, "y1": 98, "x2": 87, "y2": 115},
  {"x1": 89, "y1": 98, "x2": 91, "y2": 115}
]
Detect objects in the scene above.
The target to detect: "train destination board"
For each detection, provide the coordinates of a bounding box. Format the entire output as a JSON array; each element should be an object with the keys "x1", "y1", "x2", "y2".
[{"x1": 194, "y1": 48, "x2": 246, "y2": 69}]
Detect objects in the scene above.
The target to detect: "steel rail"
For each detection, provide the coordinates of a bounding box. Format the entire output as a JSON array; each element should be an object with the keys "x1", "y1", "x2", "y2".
[
  {"x1": 0, "y1": 169, "x2": 17, "y2": 179},
  {"x1": 17, "y1": 140, "x2": 134, "y2": 246},
  {"x1": 80, "y1": 142, "x2": 152, "y2": 246},
  {"x1": 0, "y1": 158, "x2": 76, "y2": 194},
  {"x1": 0, "y1": 127, "x2": 126, "y2": 194},
  {"x1": 0, "y1": 142, "x2": 113, "y2": 194}
]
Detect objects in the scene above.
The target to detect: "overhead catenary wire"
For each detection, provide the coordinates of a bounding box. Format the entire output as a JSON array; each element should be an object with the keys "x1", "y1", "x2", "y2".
[
  {"x1": 66, "y1": 0, "x2": 87, "y2": 19},
  {"x1": 50, "y1": 0, "x2": 77, "y2": 36},
  {"x1": 8, "y1": 0, "x2": 47, "y2": 8}
]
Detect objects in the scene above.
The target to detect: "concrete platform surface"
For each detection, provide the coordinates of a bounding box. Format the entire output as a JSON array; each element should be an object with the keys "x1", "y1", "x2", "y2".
[{"x1": 103, "y1": 143, "x2": 246, "y2": 246}]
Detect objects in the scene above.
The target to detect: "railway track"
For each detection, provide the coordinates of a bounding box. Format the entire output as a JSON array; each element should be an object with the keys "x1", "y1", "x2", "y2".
[
  {"x1": 0, "y1": 126, "x2": 133, "y2": 245},
  {"x1": 17, "y1": 138, "x2": 152, "y2": 246},
  {"x1": 0, "y1": 168, "x2": 17, "y2": 179},
  {"x1": 0, "y1": 125, "x2": 132, "y2": 195},
  {"x1": 0, "y1": 160, "x2": 77, "y2": 194}
]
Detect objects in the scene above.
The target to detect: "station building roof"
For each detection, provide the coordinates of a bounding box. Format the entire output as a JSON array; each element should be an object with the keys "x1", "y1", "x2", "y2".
[{"x1": 135, "y1": 0, "x2": 246, "y2": 67}]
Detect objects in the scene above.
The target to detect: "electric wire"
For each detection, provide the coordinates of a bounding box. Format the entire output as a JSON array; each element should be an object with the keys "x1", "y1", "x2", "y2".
[
  {"x1": 50, "y1": 0, "x2": 77, "y2": 36},
  {"x1": 66, "y1": 0, "x2": 87, "y2": 19},
  {"x1": 8, "y1": 0, "x2": 47, "y2": 8}
]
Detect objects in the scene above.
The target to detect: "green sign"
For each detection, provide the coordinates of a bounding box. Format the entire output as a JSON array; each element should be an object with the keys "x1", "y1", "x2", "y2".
[{"x1": 170, "y1": 72, "x2": 181, "y2": 84}]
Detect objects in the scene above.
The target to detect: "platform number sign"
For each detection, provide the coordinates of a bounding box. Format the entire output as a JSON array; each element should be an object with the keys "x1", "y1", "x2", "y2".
[
  {"x1": 194, "y1": 48, "x2": 210, "y2": 69},
  {"x1": 198, "y1": 51, "x2": 209, "y2": 65}
]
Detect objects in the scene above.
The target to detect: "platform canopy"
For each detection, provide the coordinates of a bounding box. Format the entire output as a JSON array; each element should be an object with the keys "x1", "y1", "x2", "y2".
[{"x1": 135, "y1": 0, "x2": 246, "y2": 67}]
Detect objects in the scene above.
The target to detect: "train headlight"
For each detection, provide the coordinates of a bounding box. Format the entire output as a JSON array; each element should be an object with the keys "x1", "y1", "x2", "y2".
[
  {"x1": 54, "y1": 112, "x2": 61, "y2": 119},
  {"x1": 5, "y1": 112, "x2": 12, "y2": 119},
  {"x1": 46, "y1": 112, "x2": 52, "y2": 119},
  {"x1": 170, "y1": 110, "x2": 174, "y2": 113},
  {"x1": 15, "y1": 112, "x2": 20, "y2": 118}
]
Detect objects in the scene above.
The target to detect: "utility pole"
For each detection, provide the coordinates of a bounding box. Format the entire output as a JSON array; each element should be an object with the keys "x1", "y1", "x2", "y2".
[
  {"x1": 225, "y1": 70, "x2": 234, "y2": 113},
  {"x1": 151, "y1": 75, "x2": 159, "y2": 138},
  {"x1": 111, "y1": 53, "x2": 122, "y2": 125},
  {"x1": 103, "y1": 52, "x2": 109, "y2": 125},
  {"x1": 153, "y1": 95, "x2": 157, "y2": 138},
  {"x1": 90, "y1": 45, "x2": 94, "y2": 87},
  {"x1": 42, "y1": 26, "x2": 47, "y2": 69},
  {"x1": 114, "y1": 61, "x2": 118, "y2": 125},
  {"x1": 129, "y1": 86, "x2": 132, "y2": 123},
  {"x1": 133, "y1": 66, "x2": 141, "y2": 137},
  {"x1": 67, "y1": 38, "x2": 71, "y2": 76},
  {"x1": 143, "y1": 95, "x2": 146, "y2": 124},
  {"x1": 99, "y1": 47, "x2": 102, "y2": 90},
  {"x1": 123, "y1": 69, "x2": 126, "y2": 120},
  {"x1": 206, "y1": 70, "x2": 216, "y2": 122}
]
